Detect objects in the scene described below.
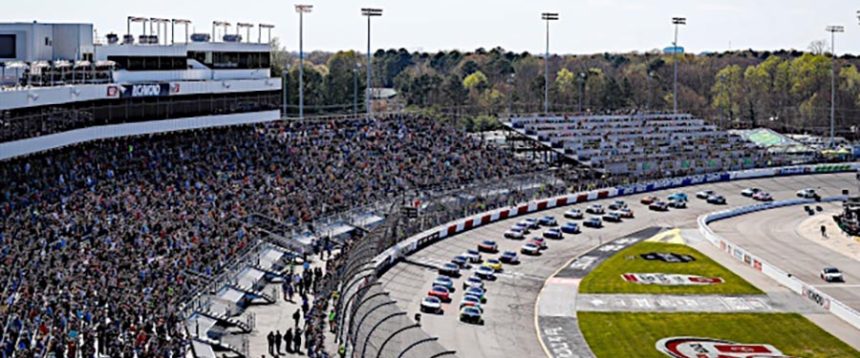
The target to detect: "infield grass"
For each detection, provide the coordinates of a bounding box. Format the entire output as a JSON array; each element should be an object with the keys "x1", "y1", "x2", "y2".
[
  {"x1": 578, "y1": 312, "x2": 859, "y2": 358},
  {"x1": 579, "y1": 242, "x2": 762, "y2": 295}
]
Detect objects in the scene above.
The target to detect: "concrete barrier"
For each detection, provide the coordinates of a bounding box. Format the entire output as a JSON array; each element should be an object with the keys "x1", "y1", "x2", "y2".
[{"x1": 698, "y1": 197, "x2": 860, "y2": 331}]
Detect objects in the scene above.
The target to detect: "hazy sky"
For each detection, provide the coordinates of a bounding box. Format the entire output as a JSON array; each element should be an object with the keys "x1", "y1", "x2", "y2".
[{"x1": 7, "y1": 0, "x2": 860, "y2": 55}]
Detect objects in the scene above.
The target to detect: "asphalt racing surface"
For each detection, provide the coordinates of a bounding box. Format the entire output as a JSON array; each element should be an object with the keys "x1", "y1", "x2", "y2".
[
  {"x1": 710, "y1": 201, "x2": 860, "y2": 311},
  {"x1": 379, "y1": 172, "x2": 859, "y2": 358}
]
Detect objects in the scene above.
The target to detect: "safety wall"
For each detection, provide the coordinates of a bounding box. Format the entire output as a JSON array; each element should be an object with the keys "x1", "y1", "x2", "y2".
[
  {"x1": 698, "y1": 198, "x2": 860, "y2": 331},
  {"x1": 373, "y1": 162, "x2": 860, "y2": 277}
]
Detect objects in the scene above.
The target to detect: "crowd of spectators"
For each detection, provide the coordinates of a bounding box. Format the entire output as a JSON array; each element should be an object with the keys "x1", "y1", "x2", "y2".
[{"x1": 0, "y1": 114, "x2": 542, "y2": 356}]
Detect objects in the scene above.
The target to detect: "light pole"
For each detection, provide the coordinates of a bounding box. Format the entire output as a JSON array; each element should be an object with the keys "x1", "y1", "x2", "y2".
[
  {"x1": 296, "y1": 5, "x2": 312, "y2": 120},
  {"x1": 362, "y1": 8, "x2": 383, "y2": 119},
  {"x1": 578, "y1": 71, "x2": 586, "y2": 112},
  {"x1": 542, "y1": 12, "x2": 559, "y2": 115},
  {"x1": 671, "y1": 17, "x2": 686, "y2": 114},
  {"x1": 826, "y1": 25, "x2": 843, "y2": 148},
  {"x1": 353, "y1": 62, "x2": 361, "y2": 116}
]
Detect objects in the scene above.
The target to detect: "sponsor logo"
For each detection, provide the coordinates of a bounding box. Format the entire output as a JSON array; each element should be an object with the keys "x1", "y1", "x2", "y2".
[
  {"x1": 106, "y1": 85, "x2": 120, "y2": 97},
  {"x1": 776, "y1": 166, "x2": 810, "y2": 176},
  {"x1": 656, "y1": 337, "x2": 793, "y2": 358},
  {"x1": 170, "y1": 82, "x2": 181, "y2": 94},
  {"x1": 622, "y1": 273, "x2": 724, "y2": 286},
  {"x1": 802, "y1": 286, "x2": 831, "y2": 309},
  {"x1": 131, "y1": 84, "x2": 161, "y2": 97},
  {"x1": 640, "y1": 252, "x2": 696, "y2": 263}
]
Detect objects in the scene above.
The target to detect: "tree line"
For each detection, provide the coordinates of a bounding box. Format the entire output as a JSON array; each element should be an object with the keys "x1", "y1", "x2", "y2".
[{"x1": 271, "y1": 41, "x2": 860, "y2": 137}]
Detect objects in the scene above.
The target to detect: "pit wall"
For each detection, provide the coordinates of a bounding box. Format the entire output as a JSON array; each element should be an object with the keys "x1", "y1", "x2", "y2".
[{"x1": 698, "y1": 197, "x2": 860, "y2": 331}]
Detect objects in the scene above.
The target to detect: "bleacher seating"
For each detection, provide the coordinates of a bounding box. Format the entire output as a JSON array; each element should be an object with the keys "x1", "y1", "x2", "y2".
[{"x1": 510, "y1": 112, "x2": 780, "y2": 176}]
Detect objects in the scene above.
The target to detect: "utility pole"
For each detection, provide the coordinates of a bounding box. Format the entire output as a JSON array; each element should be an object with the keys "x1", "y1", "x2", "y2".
[
  {"x1": 826, "y1": 25, "x2": 844, "y2": 148},
  {"x1": 296, "y1": 5, "x2": 313, "y2": 120},
  {"x1": 361, "y1": 8, "x2": 383, "y2": 119},
  {"x1": 671, "y1": 17, "x2": 686, "y2": 114},
  {"x1": 541, "y1": 12, "x2": 559, "y2": 115}
]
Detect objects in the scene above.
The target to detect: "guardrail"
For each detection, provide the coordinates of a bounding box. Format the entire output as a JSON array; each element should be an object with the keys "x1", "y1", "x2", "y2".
[{"x1": 697, "y1": 197, "x2": 860, "y2": 331}]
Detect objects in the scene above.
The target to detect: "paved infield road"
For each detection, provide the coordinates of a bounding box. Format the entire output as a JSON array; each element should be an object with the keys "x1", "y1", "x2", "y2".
[{"x1": 379, "y1": 172, "x2": 859, "y2": 358}]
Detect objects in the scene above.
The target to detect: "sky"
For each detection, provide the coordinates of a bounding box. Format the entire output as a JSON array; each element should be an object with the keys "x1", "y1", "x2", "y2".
[{"x1": 7, "y1": 0, "x2": 860, "y2": 55}]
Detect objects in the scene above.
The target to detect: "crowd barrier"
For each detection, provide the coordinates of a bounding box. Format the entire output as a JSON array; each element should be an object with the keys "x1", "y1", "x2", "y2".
[
  {"x1": 372, "y1": 162, "x2": 860, "y2": 278},
  {"x1": 698, "y1": 197, "x2": 860, "y2": 331}
]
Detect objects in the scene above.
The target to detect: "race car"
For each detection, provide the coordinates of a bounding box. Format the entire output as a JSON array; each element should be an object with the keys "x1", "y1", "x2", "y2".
[
  {"x1": 420, "y1": 296, "x2": 443, "y2": 313},
  {"x1": 478, "y1": 240, "x2": 498, "y2": 253},
  {"x1": 459, "y1": 306, "x2": 484, "y2": 325},
  {"x1": 667, "y1": 192, "x2": 688, "y2": 202},
  {"x1": 617, "y1": 207, "x2": 634, "y2": 218},
  {"x1": 820, "y1": 267, "x2": 844, "y2": 282},
  {"x1": 586, "y1": 204, "x2": 605, "y2": 214},
  {"x1": 695, "y1": 190, "x2": 715, "y2": 199},
  {"x1": 438, "y1": 262, "x2": 461, "y2": 277},
  {"x1": 608, "y1": 200, "x2": 627, "y2": 210},
  {"x1": 706, "y1": 195, "x2": 726, "y2": 205},
  {"x1": 520, "y1": 242, "x2": 541, "y2": 255},
  {"x1": 530, "y1": 237, "x2": 548, "y2": 249},
  {"x1": 463, "y1": 276, "x2": 484, "y2": 290},
  {"x1": 465, "y1": 286, "x2": 487, "y2": 303},
  {"x1": 543, "y1": 228, "x2": 564, "y2": 239},
  {"x1": 649, "y1": 201, "x2": 669, "y2": 211},
  {"x1": 561, "y1": 222, "x2": 580, "y2": 234},
  {"x1": 475, "y1": 265, "x2": 496, "y2": 280},
  {"x1": 500, "y1": 250, "x2": 520, "y2": 264},
  {"x1": 428, "y1": 285, "x2": 451, "y2": 302},
  {"x1": 564, "y1": 208, "x2": 583, "y2": 220},
  {"x1": 463, "y1": 249, "x2": 482, "y2": 263},
  {"x1": 668, "y1": 199, "x2": 687, "y2": 208},
  {"x1": 504, "y1": 227, "x2": 525, "y2": 240},
  {"x1": 523, "y1": 218, "x2": 540, "y2": 229},
  {"x1": 459, "y1": 295, "x2": 483, "y2": 310},
  {"x1": 640, "y1": 195, "x2": 658, "y2": 205},
  {"x1": 797, "y1": 188, "x2": 817, "y2": 198},
  {"x1": 451, "y1": 255, "x2": 469, "y2": 269},
  {"x1": 752, "y1": 191, "x2": 772, "y2": 201},
  {"x1": 602, "y1": 212, "x2": 622, "y2": 223},
  {"x1": 741, "y1": 187, "x2": 762, "y2": 197},
  {"x1": 483, "y1": 258, "x2": 503, "y2": 272},
  {"x1": 433, "y1": 275, "x2": 455, "y2": 292},
  {"x1": 538, "y1": 215, "x2": 558, "y2": 226},
  {"x1": 583, "y1": 216, "x2": 603, "y2": 228},
  {"x1": 512, "y1": 222, "x2": 531, "y2": 234}
]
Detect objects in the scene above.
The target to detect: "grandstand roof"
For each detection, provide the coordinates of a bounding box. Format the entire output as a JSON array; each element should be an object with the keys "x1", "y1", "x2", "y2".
[{"x1": 730, "y1": 128, "x2": 814, "y2": 154}]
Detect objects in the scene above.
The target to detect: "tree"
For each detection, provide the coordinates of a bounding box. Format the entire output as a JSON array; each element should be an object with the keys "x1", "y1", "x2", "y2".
[
  {"x1": 711, "y1": 65, "x2": 743, "y2": 126},
  {"x1": 325, "y1": 51, "x2": 364, "y2": 108},
  {"x1": 463, "y1": 71, "x2": 489, "y2": 91},
  {"x1": 808, "y1": 40, "x2": 828, "y2": 56},
  {"x1": 554, "y1": 68, "x2": 577, "y2": 105}
]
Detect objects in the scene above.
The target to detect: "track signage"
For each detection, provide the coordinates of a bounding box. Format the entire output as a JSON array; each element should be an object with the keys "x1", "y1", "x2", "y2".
[
  {"x1": 621, "y1": 273, "x2": 724, "y2": 285},
  {"x1": 656, "y1": 337, "x2": 793, "y2": 358},
  {"x1": 639, "y1": 252, "x2": 695, "y2": 263}
]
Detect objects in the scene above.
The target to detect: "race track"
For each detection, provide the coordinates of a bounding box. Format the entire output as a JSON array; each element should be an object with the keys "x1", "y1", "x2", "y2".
[
  {"x1": 379, "y1": 172, "x2": 859, "y2": 358},
  {"x1": 710, "y1": 200, "x2": 860, "y2": 311}
]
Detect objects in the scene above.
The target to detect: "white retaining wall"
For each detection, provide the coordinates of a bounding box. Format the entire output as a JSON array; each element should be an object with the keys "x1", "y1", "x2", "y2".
[{"x1": 698, "y1": 197, "x2": 860, "y2": 331}]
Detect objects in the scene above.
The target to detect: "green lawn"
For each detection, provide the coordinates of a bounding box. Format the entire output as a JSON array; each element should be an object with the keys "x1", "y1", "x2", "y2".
[
  {"x1": 579, "y1": 312, "x2": 859, "y2": 358},
  {"x1": 579, "y1": 242, "x2": 762, "y2": 295}
]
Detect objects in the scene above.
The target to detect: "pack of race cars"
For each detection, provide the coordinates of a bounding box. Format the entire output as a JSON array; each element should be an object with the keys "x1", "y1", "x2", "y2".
[
  {"x1": 423, "y1": 184, "x2": 835, "y2": 325},
  {"x1": 425, "y1": 239, "x2": 522, "y2": 325}
]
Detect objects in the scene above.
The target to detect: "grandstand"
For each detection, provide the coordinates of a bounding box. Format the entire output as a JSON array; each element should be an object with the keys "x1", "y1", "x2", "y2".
[{"x1": 508, "y1": 112, "x2": 781, "y2": 176}]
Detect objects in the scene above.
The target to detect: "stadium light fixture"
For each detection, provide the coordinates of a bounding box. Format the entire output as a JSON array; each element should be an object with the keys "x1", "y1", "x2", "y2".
[
  {"x1": 150, "y1": 18, "x2": 170, "y2": 45},
  {"x1": 295, "y1": 5, "x2": 313, "y2": 120},
  {"x1": 671, "y1": 17, "x2": 686, "y2": 115},
  {"x1": 127, "y1": 16, "x2": 147, "y2": 38},
  {"x1": 237, "y1": 23, "x2": 254, "y2": 43},
  {"x1": 362, "y1": 8, "x2": 383, "y2": 119},
  {"x1": 172, "y1": 19, "x2": 191, "y2": 44},
  {"x1": 541, "y1": 12, "x2": 559, "y2": 115},
  {"x1": 212, "y1": 21, "x2": 231, "y2": 42},
  {"x1": 258, "y1": 23, "x2": 274, "y2": 44},
  {"x1": 826, "y1": 25, "x2": 844, "y2": 148}
]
